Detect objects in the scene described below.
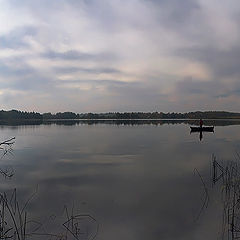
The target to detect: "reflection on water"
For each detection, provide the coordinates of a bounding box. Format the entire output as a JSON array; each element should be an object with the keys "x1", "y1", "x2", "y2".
[
  {"x1": 0, "y1": 120, "x2": 240, "y2": 239},
  {"x1": 1, "y1": 118, "x2": 240, "y2": 126}
]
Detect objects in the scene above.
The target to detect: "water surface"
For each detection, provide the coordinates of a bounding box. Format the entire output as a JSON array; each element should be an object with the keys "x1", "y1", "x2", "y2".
[{"x1": 0, "y1": 120, "x2": 239, "y2": 239}]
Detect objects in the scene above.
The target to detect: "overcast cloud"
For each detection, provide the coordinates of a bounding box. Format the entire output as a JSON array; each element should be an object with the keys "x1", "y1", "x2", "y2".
[{"x1": 0, "y1": 0, "x2": 240, "y2": 112}]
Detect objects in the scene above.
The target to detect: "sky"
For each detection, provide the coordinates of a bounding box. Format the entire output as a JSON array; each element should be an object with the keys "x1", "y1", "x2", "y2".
[{"x1": 1, "y1": 0, "x2": 240, "y2": 113}]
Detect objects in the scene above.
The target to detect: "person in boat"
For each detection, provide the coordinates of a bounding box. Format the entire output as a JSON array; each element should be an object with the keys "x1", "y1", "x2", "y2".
[{"x1": 199, "y1": 119, "x2": 203, "y2": 128}]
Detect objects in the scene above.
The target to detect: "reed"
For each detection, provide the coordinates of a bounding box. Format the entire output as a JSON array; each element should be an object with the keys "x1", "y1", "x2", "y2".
[{"x1": 211, "y1": 154, "x2": 240, "y2": 240}]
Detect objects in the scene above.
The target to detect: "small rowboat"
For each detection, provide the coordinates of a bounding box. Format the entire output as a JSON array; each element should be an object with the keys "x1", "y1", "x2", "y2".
[{"x1": 190, "y1": 126, "x2": 214, "y2": 132}]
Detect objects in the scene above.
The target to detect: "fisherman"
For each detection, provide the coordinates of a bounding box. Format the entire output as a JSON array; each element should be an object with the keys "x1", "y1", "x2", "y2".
[{"x1": 200, "y1": 119, "x2": 203, "y2": 128}]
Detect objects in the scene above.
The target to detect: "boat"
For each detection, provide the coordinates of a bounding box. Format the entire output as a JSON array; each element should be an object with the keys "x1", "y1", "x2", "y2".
[{"x1": 190, "y1": 126, "x2": 214, "y2": 132}]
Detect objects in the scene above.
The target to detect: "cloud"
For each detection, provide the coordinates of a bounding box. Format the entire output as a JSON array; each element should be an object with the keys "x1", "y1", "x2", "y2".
[
  {"x1": 54, "y1": 66, "x2": 121, "y2": 74},
  {"x1": 0, "y1": 26, "x2": 37, "y2": 49},
  {"x1": 175, "y1": 46, "x2": 240, "y2": 78},
  {"x1": 0, "y1": 0, "x2": 240, "y2": 112},
  {"x1": 42, "y1": 50, "x2": 117, "y2": 62}
]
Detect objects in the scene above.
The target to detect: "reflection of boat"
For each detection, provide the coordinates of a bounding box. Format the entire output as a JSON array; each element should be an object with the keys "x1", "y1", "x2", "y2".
[{"x1": 190, "y1": 126, "x2": 214, "y2": 132}]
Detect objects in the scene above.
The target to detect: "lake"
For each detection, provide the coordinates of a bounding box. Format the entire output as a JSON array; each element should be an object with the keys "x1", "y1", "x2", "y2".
[{"x1": 0, "y1": 120, "x2": 239, "y2": 240}]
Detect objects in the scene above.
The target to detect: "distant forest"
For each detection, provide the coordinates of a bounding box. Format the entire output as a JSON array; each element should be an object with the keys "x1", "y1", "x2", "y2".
[{"x1": 1, "y1": 110, "x2": 240, "y2": 120}]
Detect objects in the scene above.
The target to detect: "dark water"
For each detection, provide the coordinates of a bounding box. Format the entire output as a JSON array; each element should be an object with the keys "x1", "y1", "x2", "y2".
[{"x1": 0, "y1": 120, "x2": 240, "y2": 239}]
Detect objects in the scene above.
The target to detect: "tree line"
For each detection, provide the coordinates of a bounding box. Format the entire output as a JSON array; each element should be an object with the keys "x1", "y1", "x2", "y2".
[{"x1": 0, "y1": 110, "x2": 240, "y2": 120}]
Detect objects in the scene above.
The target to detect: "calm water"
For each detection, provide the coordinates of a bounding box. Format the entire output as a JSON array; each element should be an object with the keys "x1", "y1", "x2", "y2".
[{"x1": 0, "y1": 120, "x2": 240, "y2": 239}]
